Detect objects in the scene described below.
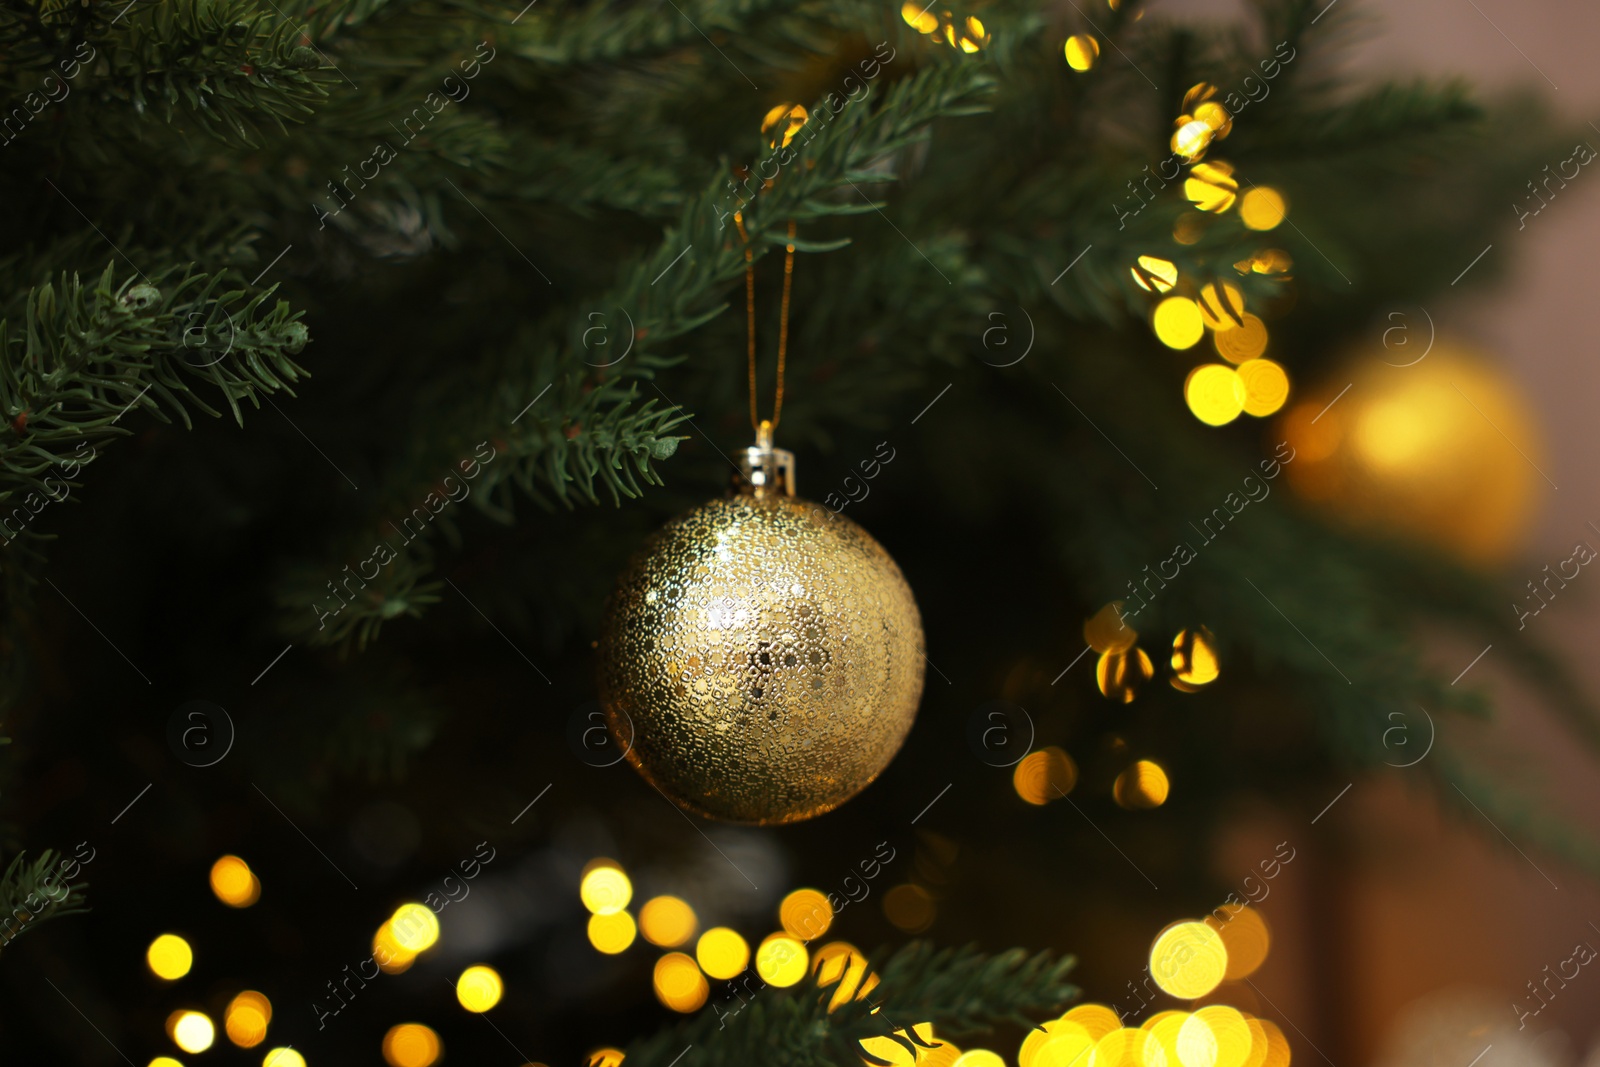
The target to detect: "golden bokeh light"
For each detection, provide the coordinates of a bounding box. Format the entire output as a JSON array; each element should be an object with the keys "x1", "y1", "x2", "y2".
[
  {"x1": 756, "y1": 932, "x2": 809, "y2": 986},
  {"x1": 456, "y1": 964, "x2": 504, "y2": 1012},
  {"x1": 1257, "y1": 1020, "x2": 1290, "y2": 1067},
  {"x1": 1207, "y1": 904, "x2": 1270, "y2": 980},
  {"x1": 640, "y1": 895, "x2": 698, "y2": 947},
  {"x1": 382, "y1": 1023, "x2": 441, "y2": 1067},
  {"x1": 900, "y1": 0, "x2": 938, "y2": 33},
  {"x1": 150, "y1": 1060, "x2": 184, "y2": 1067},
  {"x1": 1013, "y1": 747, "x2": 1079, "y2": 805},
  {"x1": 813, "y1": 941, "x2": 878, "y2": 1010},
  {"x1": 1237, "y1": 359, "x2": 1289, "y2": 417},
  {"x1": 263, "y1": 1049, "x2": 306, "y2": 1067},
  {"x1": 588, "y1": 910, "x2": 638, "y2": 954},
  {"x1": 1181, "y1": 82, "x2": 1218, "y2": 113},
  {"x1": 1243, "y1": 1017, "x2": 1271, "y2": 1067},
  {"x1": 587, "y1": 1050, "x2": 626, "y2": 1067},
  {"x1": 1213, "y1": 314, "x2": 1268, "y2": 364},
  {"x1": 1152, "y1": 297, "x2": 1205, "y2": 350},
  {"x1": 861, "y1": 1022, "x2": 937, "y2": 1067},
  {"x1": 761, "y1": 103, "x2": 808, "y2": 149},
  {"x1": 147, "y1": 934, "x2": 193, "y2": 981},
  {"x1": 779, "y1": 887, "x2": 833, "y2": 941},
  {"x1": 1093, "y1": 1027, "x2": 1162, "y2": 1067},
  {"x1": 1184, "y1": 364, "x2": 1246, "y2": 426},
  {"x1": 1085, "y1": 600, "x2": 1137, "y2": 653},
  {"x1": 1170, "y1": 627, "x2": 1220, "y2": 689},
  {"x1": 1247, "y1": 249, "x2": 1293, "y2": 275},
  {"x1": 374, "y1": 920, "x2": 418, "y2": 974},
  {"x1": 580, "y1": 864, "x2": 633, "y2": 916},
  {"x1": 1064, "y1": 1004, "x2": 1124, "y2": 1041},
  {"x1": 1114, "y1": 760, "x2": 1171, "y2": 809},
  {"x1": 1185, "y1": 162, "x2": 1238, "y2": 214},
  {"x1": 964, "y1": 16, "x2": 988, "y2": 50},
  {"x1": 1097, "y1": 648, "x2": 1153, "y2": 703},
  {"x1": 1149, "y1": 920, "x2": 1228, "y2": 999},
  {"x1": 1065, "y1": 34, "x2": 1100, "y2": 71},
  {"x1": 389, "y1": 903, "x2": 440, "y2": 952},
  {"x1": 210, "y1": 855, "x2": 261, "y2": 908},
  {"x1": 653, "y1": 951, "x2": 710, "y2": 1012},
  {"x1": 1024, "y1": 1022, "x2": 1097, "y2": 1067},
  {"x1": 1179, "y1": 1007, "x2": 1252, "y2": 1067},
  {"x1": 171, "y1": 1011, "x2": 215, "y2": 1054},
  {"x1": 1147, "y1": 1011, "x2": 1189, "y2": 1067},
  {"x1": 1194, "y1": 101, "x2": 1232, "y2": 139},
  {"x1": 1132, "y1": 256, "x2": 1179, "y2": 295},
  {"x1": 696, "y1": 927, "x2": 750, "y2": 980},
  {"x1": 224, "y1": 990, "x2": 272, "y2": 1048},
  {"x1": 882, "y1": 883, "x2": 937, "y2": 932},
  {"x1": 1174, "y1": 213, "x2": 1209, "y2": 245},
  {"x1": 1239, "y1": 188, "x2": 1287, "y2": 231},
  {"x1": 1197, "y1": 282, "x2": 1245, "y2": 331},
  {"x1": 1171, "y1": 120, "x2": 1214, "y2": 162},
  {"x1": 954, "y1": 1052, "x2": 1007, "y2": 1067}
]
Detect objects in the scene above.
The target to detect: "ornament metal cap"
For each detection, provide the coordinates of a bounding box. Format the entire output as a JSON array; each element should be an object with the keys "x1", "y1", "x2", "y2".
[{"x1": 735, "y1": 419, "x2": 796, "y2": 498}]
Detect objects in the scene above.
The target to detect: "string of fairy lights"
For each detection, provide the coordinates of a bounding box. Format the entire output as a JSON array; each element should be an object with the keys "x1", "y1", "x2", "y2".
[
  {"x1": 901, "y1": 0, "x2": 1299, "y2": 430},
  {"x1": 575, "y1": 853, "x2": 1292, "y2": 1067},
  {"x1": 141, "y1": 853, "x2": 503, "y2": 1067}
]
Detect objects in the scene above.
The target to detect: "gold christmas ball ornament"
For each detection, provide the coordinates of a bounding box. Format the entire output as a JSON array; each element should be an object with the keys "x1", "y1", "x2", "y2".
[
  {"x1": 1279, "y1": 338, "x2": 1545, "y2": 565},
  {"x1": 598, "y1": 425, "x2": 925, "y2": 824}
]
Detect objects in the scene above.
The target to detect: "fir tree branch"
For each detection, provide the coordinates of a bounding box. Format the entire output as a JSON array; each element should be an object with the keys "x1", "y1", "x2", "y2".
[
  {"x1": 615, "y1": 943, "x2": 1077, "y2": 1067},
  {"x1": 0, "y1": 848, "x2": 90, "y2": 955},
  {"x1": 275, "y1": 53, "x2": 996, "y2": 649},
  {"x1": 103, "y1": 0, "x2": 329, "y2": 146}
]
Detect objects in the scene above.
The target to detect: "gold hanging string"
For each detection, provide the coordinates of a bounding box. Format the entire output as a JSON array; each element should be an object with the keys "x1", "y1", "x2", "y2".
[{"x1": 732, "y1": 213, "x2": 797, "y2": 435}]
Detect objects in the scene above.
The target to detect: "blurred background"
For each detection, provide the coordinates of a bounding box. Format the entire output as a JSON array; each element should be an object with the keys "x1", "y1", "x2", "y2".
[{"x1": 1161, "y1": 0, "x2": 1600, "y2": 1060}]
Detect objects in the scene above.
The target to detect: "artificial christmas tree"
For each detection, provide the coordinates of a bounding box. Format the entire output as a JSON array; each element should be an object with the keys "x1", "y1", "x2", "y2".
[{"x1": 2, "y1": 0, "x2": 1597, "y2": 1062}]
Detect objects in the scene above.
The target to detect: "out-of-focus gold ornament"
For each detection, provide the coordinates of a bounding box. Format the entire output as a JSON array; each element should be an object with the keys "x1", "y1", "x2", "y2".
[
  {"x1": 598, "y1": 427, "x2": 925, "y2": 824},
  {"x1": 1279, "y1": 340, "x2": 1545, "y2": 565},
  {"x1": 1097, "y1": 647, "x2": 1153, "y2": 703}
]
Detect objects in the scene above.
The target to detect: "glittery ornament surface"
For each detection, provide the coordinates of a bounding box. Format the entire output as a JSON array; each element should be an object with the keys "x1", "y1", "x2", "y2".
[{"x1": 598, "y1": 493, "x2": 924, "y2": 824}]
